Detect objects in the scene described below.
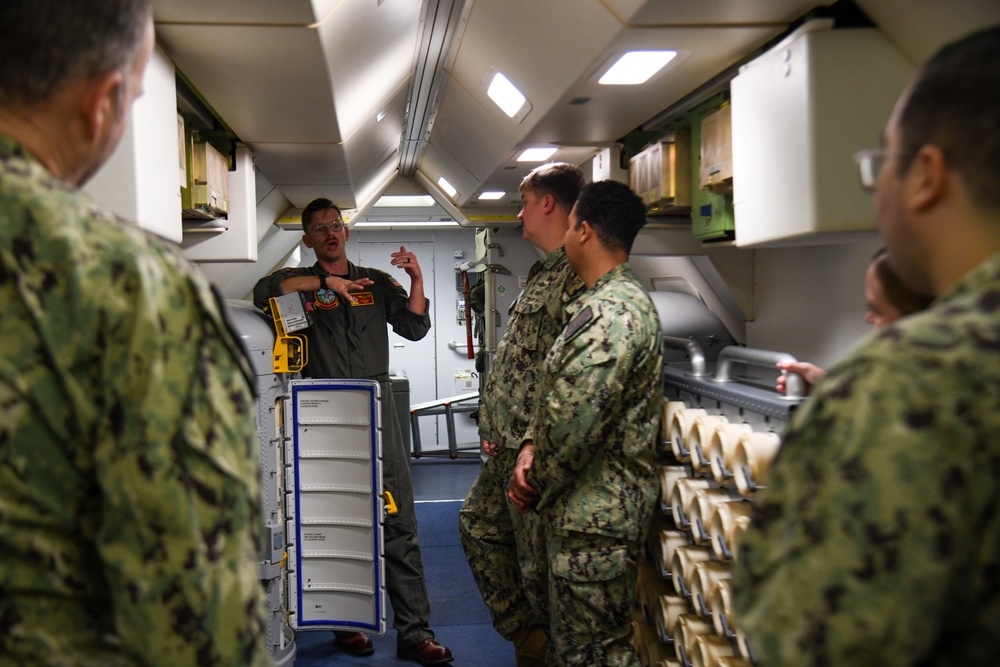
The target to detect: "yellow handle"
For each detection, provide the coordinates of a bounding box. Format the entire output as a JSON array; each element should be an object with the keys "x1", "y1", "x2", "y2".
[
  {"x1": 381, "y1": 491, "x2": 398, "y2": 515},
  {"x1": 268, "y1": 296, "x2": 308, "y2": 373},
  {"x1": 273, "y1": 335, "x2": 307, "y2": 373}
]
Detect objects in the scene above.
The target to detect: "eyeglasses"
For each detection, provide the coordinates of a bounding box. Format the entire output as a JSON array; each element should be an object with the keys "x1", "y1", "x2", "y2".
[
  {"x1": 852, "y1": 148, "x2": 904, "y2": 193},
  {"x1": 307, "y1": 220, "x2": 345, "y2": 236}
]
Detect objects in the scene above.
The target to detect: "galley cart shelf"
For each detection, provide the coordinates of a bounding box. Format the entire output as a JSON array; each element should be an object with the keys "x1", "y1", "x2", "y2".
[{"x1": 284, "y1": 379, "x2": 387, "y2": 635}]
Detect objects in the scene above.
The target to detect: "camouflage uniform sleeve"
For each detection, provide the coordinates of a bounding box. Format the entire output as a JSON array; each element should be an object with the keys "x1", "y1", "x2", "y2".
[
  {"x1": 733, "y1": 352, "x2": 967, "y2": 666},
  {"x1": 529, "y1": 306, "x2": 620, "y2": 507},
  {"x1": 94, "y1": 251, "x2": 271, "y2": 666},
  {"x1": 479, "y1": 257, "x2": 582, "y2": 448},
  {"x1": 477, "y1": 396, "x2": 495, "y2": 443}
]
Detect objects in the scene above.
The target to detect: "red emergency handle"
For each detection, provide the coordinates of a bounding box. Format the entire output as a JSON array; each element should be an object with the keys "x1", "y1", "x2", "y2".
[{"x1": 462, "y1": 270, "x2": 474, "y2": 360}]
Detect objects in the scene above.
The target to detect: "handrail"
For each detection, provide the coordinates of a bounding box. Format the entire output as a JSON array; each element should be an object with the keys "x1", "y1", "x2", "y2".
[
  {"x1": 447, "y1": 340, "x2": 479, "y2": 354},
  {"x1": 662, "y1": 336, "x2": 707, "y2": 377},
  {"x1": 410, "y1": 392, "x2": 480, "y2": 413},
  {"x1": 713, "y1": 346, "x2": 806, "y2": 399}
]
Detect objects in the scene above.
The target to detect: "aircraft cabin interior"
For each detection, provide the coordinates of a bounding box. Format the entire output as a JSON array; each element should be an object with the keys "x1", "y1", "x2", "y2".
[
  {"x1": 71, "y1": 0, "x2": 1000, "y2": 665},
  {"x1": 85, "y1": 0, "x2": 997, "y2": 399}
]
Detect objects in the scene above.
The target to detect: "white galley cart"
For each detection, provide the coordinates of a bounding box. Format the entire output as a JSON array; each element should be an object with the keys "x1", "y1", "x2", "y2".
[{"x1": 283, "y1": 379, "x2": 387, "y2": 635}]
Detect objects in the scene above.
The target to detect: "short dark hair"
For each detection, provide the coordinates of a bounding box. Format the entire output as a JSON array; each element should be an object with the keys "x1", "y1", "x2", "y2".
[
  {"x1": 520, "y1": 162, "x2": 586, "y2": 212},
  {"x1": 897, "y1": 25, "x2": 1000, "y2": 214},
  {"x1": 0, "y1": 0, "x2": 153, "y2": 107},
  {"x1": 573, "y1": 180, "x2": 647, "y2": 254},
  {"x1": 871, "y1": 248, "x2": 933, "y2": 315},
  {"x1": 300, "y1": 197, "x2": 343, "y2": 232}
]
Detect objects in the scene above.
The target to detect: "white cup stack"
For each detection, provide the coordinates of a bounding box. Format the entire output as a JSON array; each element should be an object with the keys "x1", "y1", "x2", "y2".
[{"x1": 733, "y1": 431, "x2": 782, "y2": 496}]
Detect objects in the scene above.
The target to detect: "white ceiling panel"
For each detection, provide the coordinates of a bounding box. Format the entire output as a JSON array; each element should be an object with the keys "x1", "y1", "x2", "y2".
[
  {"x1": 274, "y1": 184, "x2": 358, "y2": 211},
  {"x1": 315, "y1": 0, "x2": 424, "y2": 139},
  {"x1": 342, "y1": 80, "x2": 410, "y2": 182},
  {"x1": 252, "y1": 143, "x2": 352, "y2": 207},
  {"x1": 420, "y1": 137, "x2": 484, "y2": 206},
  {"x1": 448, "y1": 0, "x2": 622, "y2": 133},
  {"x1": 153, "y1": 0, "x2": 319, "y2": 25},
  {"x1": 524, "y1": 25, "x2": 785, "y2": 145},
  {"x1": 459, "y1": 146, "x2": 605, "y2": 210},
  {"x1": 157, "y1": 24, "x2": 340, "y2": 143},
  {"x1": 854, "y1": 0, "x2": 1000, "y2": 66},
  {"x1": 428, "y1": 76, "x2": 522, "y2": 181},
  {"x1": 622, "y1": 0, "x2": 833, "y2": 26},
  {"x1": 349, "y1": 147, "x2": 400, "y2": 208}
]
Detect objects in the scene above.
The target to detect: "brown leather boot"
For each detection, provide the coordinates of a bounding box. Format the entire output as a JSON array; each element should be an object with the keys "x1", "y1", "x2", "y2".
[
  {"x1": 332, "y1": 631, "x2": 375, "y2": 656},
  {"x1": 512, "y1": 625, "x2": 548, "y2": 667}
]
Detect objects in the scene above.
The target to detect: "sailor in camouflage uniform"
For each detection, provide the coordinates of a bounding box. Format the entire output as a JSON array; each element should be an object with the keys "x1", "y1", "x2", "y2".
[
  {"x1": 459, "y1": 163, "x2": 585, "y2": 665},
  {"x1": 0, "y1": 2, "x2": 271, "y2": 665},
  {"x1": 733, "y1": 26, "x2": 1000, "y2": 667},
  {"x1": 509, "y1": 180, "x2": 664, "y2": 666}
]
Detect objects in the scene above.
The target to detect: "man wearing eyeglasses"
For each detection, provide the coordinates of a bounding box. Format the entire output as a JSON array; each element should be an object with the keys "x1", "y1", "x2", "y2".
[
  {"x1": 734, "y1": 25, "x2": 1000, "y2": 667},
  {"x1": 253, "y1": 198, "x2": 453, "y2": 665}
]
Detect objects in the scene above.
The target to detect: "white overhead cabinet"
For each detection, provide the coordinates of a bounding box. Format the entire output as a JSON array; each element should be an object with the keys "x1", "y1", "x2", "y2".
[
  {"x1": 284, "y1": 379, "x2": 387, "y2": 634},
  {"x1": 731, "y1": 22, "x2": 915, "y2": 247},
  {"x1": 84, "y1": 45, "x2": 182, "y2": 242}
]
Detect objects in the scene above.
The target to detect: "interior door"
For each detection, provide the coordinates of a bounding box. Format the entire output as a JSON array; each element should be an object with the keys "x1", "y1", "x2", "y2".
[{"x1": 284, "y1": 379, "x2": 386, "y2": 634}]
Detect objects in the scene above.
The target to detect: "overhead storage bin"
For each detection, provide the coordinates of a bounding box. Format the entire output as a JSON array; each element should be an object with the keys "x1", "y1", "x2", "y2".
[{"x1": 731, "y1": 21, "x2": 914, "y2": 247}]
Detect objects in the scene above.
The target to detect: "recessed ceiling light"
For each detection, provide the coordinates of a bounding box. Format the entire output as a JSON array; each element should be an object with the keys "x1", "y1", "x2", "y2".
[
  {"x1": 485, "y1": 68, "x2": 532, "y2": 122},
  {"x1": 598, "y1": 51, "x2": 678, "y2": 85},
  {"x1": 438, "y1": 177, "x2": 457, "y2": 198},
  {"x1": 353, "y1": 221, "x2": 459, "y2": 229},
  {"x1": 517, "y1": 147, "x2": 558, "y2": 162},
  {"x1": 373, "y1": 195, "x2": 435, "y2": 207},
  {"x1": 478, "y1": 191, "x2": 505, "y2": 200}
]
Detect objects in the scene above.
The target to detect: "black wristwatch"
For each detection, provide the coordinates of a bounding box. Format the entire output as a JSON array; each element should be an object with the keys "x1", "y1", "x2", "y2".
[{"x1": 319, "y1": 273, "x2": 330, "y2": 289}]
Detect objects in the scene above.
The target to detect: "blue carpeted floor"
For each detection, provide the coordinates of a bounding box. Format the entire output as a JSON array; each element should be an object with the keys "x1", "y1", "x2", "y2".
[{"x1": 293, "y1": 458, "x2": 514, "y2": 666}]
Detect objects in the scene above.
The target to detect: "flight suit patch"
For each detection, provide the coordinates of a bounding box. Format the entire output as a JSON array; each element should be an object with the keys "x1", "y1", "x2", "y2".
[
  {"x1": 315, "y1": 288, "x2": 339, "y2": 309},
  {"x1": 564, "y1": 305, "x2": 594, "y2": 340},
  {"x1": 350, "y1": 292, "x2": 375, "y2": 306}
]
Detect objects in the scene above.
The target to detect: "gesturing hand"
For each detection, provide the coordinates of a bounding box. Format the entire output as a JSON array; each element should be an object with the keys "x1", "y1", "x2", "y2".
[{"x1": 391, "y1": 246, "x2": 422, "y2": 280}]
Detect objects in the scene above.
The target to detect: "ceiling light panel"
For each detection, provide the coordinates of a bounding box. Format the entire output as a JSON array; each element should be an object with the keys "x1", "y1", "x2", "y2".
[
  {"x1": 516, "y1": 147, "x2": 558, "y2": 162},
  {"x1": 598, "y1": 50, "x2": 678, "y2": 85},
  {"x1": 373, "y1": 195, "x2": 435, "y2": 207},
  {"x1": 354, "y1": 221, "x2": 459, "y2": 229},
  {"x1": 438, "y1": 177, "x2": 458, "y2": 197},
  {"x1": 484, "y1": 68, "x2": 532, "y2": 122}
]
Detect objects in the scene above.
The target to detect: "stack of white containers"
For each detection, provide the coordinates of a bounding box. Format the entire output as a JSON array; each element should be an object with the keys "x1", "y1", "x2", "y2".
[{"x1": 634, "y1": 382, "x2": 798, "y2": 667}]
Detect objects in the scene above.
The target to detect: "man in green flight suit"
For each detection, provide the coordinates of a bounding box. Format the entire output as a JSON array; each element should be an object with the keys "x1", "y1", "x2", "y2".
[
  {"x1": 253, "y1": 197, "x2": 453, "y2": 665},
  {"x1": 509, "y1": 180, "x2": 664, "y2": 666},
  {"x1": 733, "y1": 25, "x2": 1000, "y2": 667},
  {"x1": 459, "y1": 162, "x2": 586, "y2": 667},
  {"x1": 0, "y1": 1, "x2": 271, "y2": 665}
]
